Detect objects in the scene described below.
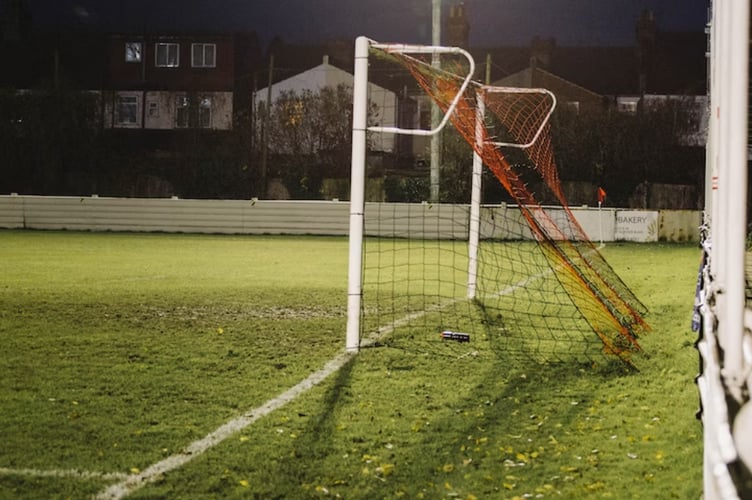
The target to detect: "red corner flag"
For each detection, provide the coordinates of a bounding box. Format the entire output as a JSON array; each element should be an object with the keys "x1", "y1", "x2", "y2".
[{"x1": 597, "y1": 187, "x2": 607, "y2": 205}]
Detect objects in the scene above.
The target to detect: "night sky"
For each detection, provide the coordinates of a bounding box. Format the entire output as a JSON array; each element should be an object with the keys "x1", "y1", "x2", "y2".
[{"x1": 28, "y1": 0, "x2": 708, "y2": 47}]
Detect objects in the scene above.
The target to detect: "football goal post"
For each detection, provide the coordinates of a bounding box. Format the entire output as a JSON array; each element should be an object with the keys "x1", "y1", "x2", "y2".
[
  {"x1": 347, "y1": 36, "x2": 648, "y2": 367},
  {"x1": 696, "y1": 0, "x2": 752, "y2": 498}
]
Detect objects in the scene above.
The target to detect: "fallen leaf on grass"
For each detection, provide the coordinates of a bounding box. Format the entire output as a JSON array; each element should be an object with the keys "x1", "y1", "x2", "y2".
[
  {"x1": 585, "y1": 481, "x2": 606, "y2": 491},
  {"x1": 376, "y1": 463, "x2": 394, "y2": 477}
]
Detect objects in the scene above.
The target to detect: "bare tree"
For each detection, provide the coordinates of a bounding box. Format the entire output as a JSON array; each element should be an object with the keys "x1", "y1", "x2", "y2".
[{"x1": 261, "y1": 84, "x2": 375, "y2": 198}]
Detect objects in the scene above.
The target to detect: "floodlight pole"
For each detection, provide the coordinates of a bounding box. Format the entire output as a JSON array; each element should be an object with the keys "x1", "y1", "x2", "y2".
[
  {"x1": 429, "y1": 0, "x2": 442, "y2": 202},
  {"x1": 700, "y1": 1, "x2": 749, "y2": 498},
  {"x1": 716, "y1": 0, "x2": 748, "y2": 402},
  {"x1": 711, "y1": 1, "x2": 750, "y2": 401},
  {"x1": 701, "y1": 4, "x2": 719, "y2": 493},
  {"x1": 346, "y1": 36, "x2": 370, "y2": 353}
]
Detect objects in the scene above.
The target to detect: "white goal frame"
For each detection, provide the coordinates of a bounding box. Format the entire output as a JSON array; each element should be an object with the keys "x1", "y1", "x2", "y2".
[
  {"x1": 346, "y1": 37, "x2": 560, "y2": 353},
  {"x1": 699, "y1": 0, "x2": 751, "y2": 498},
  {"x1": 346, "y1": 36, "x2": 475, "y2": 352}
]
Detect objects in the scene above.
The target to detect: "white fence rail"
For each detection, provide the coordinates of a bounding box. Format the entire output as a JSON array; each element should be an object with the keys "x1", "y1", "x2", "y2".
[{"x1": 0, "y1": 195, "x2": 700, "y2": 242}]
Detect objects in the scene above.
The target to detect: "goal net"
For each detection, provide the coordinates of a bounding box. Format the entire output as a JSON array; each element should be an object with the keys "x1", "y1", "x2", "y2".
[{"x1": 347, "y1": 37, "x2": 649, "y2": 368}]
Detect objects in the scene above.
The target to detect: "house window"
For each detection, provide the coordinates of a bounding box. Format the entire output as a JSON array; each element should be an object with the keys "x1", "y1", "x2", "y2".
[
  {"x1": 175, "y1": 95, "x2": 212, "y2": 128},
  {"x1": 155, "y1": 43, "x2": 179, "y2": 67},
  {"x1": 175, "y1": 96, "x2": 189, "y2": 128},
  {"x1": 198, "y1": 97, "x2": 212, "y2": 128},
  {"x1": 565, "y1": 101, "x2": 580, "y2": 114},
  {"x1": 125, "y1": 42, "x2": 142, "y2": 63},
  {"x1": 191, "y1": 43, "x2": 216, "y2": 68},
  {"x1": 117, "y1": 95, "x2": 138, "y2": 125},
  {"x1": 620, "y1": 102, "x2": 637, "y2": 113},
  {"x1": 418, "y1": 99, "x2": 431, "y2": 129},
  {"x1": 617, "y1": 98, "x2": 639, "y2": 114},
  {"x1": 282, "y1": 99, "x2": 304, "y2": 127},
  {"x1": 147, "y1": 100, "x2": 159, "y2": 118}
]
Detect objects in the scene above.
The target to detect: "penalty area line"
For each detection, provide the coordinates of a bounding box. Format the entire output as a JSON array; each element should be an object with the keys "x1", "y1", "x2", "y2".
[{"x1": 95, "y1": 351, "x2": 353, "y2": 500}]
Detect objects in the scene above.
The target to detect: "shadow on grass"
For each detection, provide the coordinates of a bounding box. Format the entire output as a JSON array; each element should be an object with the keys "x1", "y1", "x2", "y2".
[
  {"x1": 253, "y1": 355, "x2": 358, "y2": 498},
  {"x1": 261, "y1": 340, "x2": 634, "y2": 497},
  {"x1": 383, "y1": 354, "x2": 632, "y2": 493}
]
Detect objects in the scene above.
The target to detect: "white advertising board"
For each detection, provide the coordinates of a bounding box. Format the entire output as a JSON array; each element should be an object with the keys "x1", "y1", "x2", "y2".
[{"x1": 614, "y1": 210, "x2": 659, "y2": 242}]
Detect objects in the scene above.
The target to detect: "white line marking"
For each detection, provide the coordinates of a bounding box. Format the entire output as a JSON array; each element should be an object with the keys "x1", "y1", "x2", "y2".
[
  {"x1": 96, "y1": 243, "x2": 610, "y2": 498},
  {"x1": 0, "y1": 467, "x2": 128, "y2": 481},
  {"x1": 7, "y1": 243, "x2": 612, "y2": 497},
  {"x1": 96, "y1": 290, "x2": 453, "y2": 498},
  {"x1": 95, "y1": 351, "x2": 353, "y2": 500}
]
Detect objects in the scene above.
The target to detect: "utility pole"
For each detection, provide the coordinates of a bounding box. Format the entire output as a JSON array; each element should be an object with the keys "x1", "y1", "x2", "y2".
[
  {"x1": 429, "y1": 0, "x2": 441, "y2": 202},
  {"x1": 260, "y1": 54, "x2": 274, "y2": 198}
]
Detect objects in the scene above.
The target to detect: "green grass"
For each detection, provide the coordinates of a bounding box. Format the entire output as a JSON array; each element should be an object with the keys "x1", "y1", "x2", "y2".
[{"x1": 0, "y1": 231, "x2": 702, "y2": 499}]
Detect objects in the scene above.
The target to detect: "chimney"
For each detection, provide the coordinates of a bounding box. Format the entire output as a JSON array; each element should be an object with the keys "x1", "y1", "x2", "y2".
[
  {"x1": 636, "y1": 9, "x2": 656, "y2": 95},
  {"x1": 323, "y1": 54, "x2": 329, "y2": 65},
  {"x1": 446, "y1": 1, "x2": 470, "y2": 48},
  {"x1": 530, "y1": 36, "x2": 555, "y2": 70}
]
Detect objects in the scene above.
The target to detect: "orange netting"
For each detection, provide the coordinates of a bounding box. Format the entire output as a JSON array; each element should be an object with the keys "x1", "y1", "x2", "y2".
[{"x1": 380, "y1": 47, "x2": 649, "y2": 366}]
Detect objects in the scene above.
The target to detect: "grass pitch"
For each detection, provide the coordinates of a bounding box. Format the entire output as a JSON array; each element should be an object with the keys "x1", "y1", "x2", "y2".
[{"x1": 0, "y1": 230, "x2": 702, "y2": 498}]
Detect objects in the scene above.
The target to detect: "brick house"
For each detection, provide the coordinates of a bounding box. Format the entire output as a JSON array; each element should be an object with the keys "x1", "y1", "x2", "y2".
[{"x1": 103, "y1": 34, "x2": 238, "y2": 130}]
